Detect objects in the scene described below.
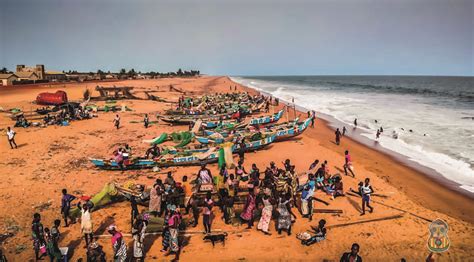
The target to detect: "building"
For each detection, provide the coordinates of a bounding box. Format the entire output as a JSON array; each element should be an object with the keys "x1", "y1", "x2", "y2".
[
  {"x1": 16, "y1": 64, "x2": 45, "y2": 79},
  {"x1": 45, "y1": 70, "x2": 66, "y2": 81},
  {"x1": 105, "y1": 74, "x2": 117, "y2": 79},
  {"x1": 0, "y1": 73, "x2": 19, "y2": 86},
  {"x1": 15, "y1": 71, "x2": 39, "y2": 81}
]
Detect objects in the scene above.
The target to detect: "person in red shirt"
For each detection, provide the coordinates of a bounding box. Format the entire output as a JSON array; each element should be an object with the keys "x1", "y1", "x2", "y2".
[{"x1": 344, "y1": 150, "x2": 356, "y2": 178}]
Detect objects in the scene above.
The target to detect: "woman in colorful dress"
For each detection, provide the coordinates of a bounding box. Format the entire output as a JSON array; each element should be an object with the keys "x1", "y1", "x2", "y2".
[
  {"x1": 132, "y1": 214, "x2": 148, "y2": 261},
  {"x1": 277, "y1": 196, "x2": 292, "y2": 236},
  {"x1": 257, "y1": 193, "x2": 273, "y2": 235},
  {"x1": 240, "y1": 188, "x2": 256, "y2": 229},
  {"x1": 167, "y1": 207, "x2": 182, "y2": 260},
  {"x1": 32, "y1": 213, "x2": 46, "y2": 261},
  {"x1": 108, "y1": 225, "x2": 127, "y2": 262}
]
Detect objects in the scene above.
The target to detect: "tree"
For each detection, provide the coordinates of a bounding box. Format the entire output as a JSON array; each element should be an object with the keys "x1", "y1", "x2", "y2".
[
  {"x1": 177, "y1": 68, "x2": 183, "y2": 76},
  {"x1": 120, "y1": 68, "x2": 127, "y2": 75},
  {"x1": 0, "y1": 67, "x2": 8, "y2": 74}
]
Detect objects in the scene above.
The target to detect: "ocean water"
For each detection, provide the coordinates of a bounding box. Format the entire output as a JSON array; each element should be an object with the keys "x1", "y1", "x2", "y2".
[{"x1": 231, "y1": 76, "x2": 474, "y2": 193}]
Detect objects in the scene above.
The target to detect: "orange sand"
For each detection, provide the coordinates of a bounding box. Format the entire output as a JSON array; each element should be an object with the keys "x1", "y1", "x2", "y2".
[{"x1": 0, "y1": 76, "x2": 473, "y2": 261}]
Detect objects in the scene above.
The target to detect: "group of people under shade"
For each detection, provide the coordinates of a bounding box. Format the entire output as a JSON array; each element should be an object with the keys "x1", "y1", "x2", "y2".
[{"x1": 28, "y1": 152, "x2": 375, "y2": 261}]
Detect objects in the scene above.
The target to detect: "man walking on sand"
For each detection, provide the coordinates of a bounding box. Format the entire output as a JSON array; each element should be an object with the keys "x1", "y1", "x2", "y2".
[
  {"x1": 360, "y1": 178, "x2": 374, "y2": 215},
  {"x1": 114, "y1": 114, "x2": 121, "y2": 129},
  {"x1": 6, "y1": 127, "x2": 18, "y2": 149},
  {"x1": 335, "y1": 128, "x2": 342, "y2": 145}
]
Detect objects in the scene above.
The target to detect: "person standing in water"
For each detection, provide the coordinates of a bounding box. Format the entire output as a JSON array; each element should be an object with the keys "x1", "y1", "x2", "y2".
[
  {"x1": 342, "y1": 126, "x2": 347, "y2": 136},
  {"x1": 360, "y1": 178, "x2": 374, "y2": 215},
  {"x1": 335, "y1": 128, "x2": 342, "y2": 145},
  {"x1": 376, "y1": 129, "x2": 381, "y2": 139},
  {"x1": 354, "y1": 118, "x2": 358, "y2": 128}
]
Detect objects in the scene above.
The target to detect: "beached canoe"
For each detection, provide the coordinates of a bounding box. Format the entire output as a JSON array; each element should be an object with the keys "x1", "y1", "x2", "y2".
[
  {"x1": 201, "y1": 109, "x2": 284, "y2": 129},
  {"x1": 203, "y1": 118, "x2": 300, "y2": 138},
  {"x1": 159, "y1": 111, "x2": 240, "y2": 125},
  {"x1": 264, "y1": 117, "x2": 312, "y2": 141},
  {"x1": 197, "y1": 118, "x2": 311, "y2": 145},
  {"x1": 248, "y1": 109, "x2": 284, "y2": 125},
  {"x1": 90, "y1": 135, "x2": 276, "y2": 170}
]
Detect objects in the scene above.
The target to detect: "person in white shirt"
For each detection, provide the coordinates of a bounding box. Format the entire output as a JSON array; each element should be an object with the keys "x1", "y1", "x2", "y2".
[
  {"x1": 113, "y1": 114, "x2": 121, "y2": 129},
  {"x1": 360, "y1": 178, "x2": 374, "y2": 215},
  {"x1": 6, "y1": 127, "x2": 17, "y2": 149}
]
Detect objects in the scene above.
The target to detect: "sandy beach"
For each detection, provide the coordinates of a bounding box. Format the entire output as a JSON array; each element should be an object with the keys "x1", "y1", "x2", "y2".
[{"x1": 1, "y1": 76, "x2": 473, "y2": 261}]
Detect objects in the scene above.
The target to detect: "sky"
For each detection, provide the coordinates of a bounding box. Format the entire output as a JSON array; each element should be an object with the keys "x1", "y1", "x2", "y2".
[{"x1": 0, "y1": 0, "x2": 472, "y2": 76}]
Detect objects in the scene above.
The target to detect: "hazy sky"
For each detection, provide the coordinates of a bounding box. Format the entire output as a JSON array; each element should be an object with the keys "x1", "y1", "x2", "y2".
[{"x1": 1, "y1": 0, "x2": 472, "y2": 76}]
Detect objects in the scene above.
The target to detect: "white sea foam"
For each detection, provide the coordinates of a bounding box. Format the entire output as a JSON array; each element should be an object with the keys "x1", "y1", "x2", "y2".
[{"x1": 232, "y1": 76, "x2": 474, "y2": 193}]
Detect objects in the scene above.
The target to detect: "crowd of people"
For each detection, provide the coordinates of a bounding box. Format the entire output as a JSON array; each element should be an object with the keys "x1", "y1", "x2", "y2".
[{"x1": 23, "y1": 153, "x2": 378, "y2": 261}]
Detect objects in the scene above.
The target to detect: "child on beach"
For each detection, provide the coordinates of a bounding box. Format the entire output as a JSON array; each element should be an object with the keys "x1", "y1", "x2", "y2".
[
  {"x1": 203, "y1": 192, "x2": 214, "y2": 234},
  {"x1": 302, "y1": 219, "x2": 327, "y2": 246},
  {"x1": 6, "y1": 127, "x2": 18, "y2": 149},
  {"x1": 360, "y1": 178, "x2": 374, "y2": 215}
]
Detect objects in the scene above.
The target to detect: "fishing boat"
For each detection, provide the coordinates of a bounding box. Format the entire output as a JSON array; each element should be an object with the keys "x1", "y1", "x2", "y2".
[
  {"x1": 201, "y1": 109, "x2": 284, "y2": 129},
  {"x1": 204, "y1": 118, "x2": 300, "y2": 137},
  {"x1": 248, "y1": 109, "x2": 284, "y2": 125},
  {"x1": 159, "y1": 111, "x2": 240, "y2": 125},
  {"x1": 198, "y1": 118, "x2": 311, "y2": 144},
  {"x1": 263, "y1": 117, "x2": 312, "y2": 141},
  {"x1": 90, "y1": 135, "x2": 276, "y2": 170}
]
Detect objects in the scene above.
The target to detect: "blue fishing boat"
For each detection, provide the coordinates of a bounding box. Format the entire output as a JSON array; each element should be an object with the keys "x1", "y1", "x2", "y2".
[
  {"x1": 202, "y1": 109, "x2": 284, "y2": 129},
  {"x1": 200, "y1": 118, "x2": 310, "y2": 144},
  {"x1": 248, "y1": 109, "x2": 284, "y2": 125},
  {"x1": 90, "y1": 135, "x2": 276, "y2": 170}
]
